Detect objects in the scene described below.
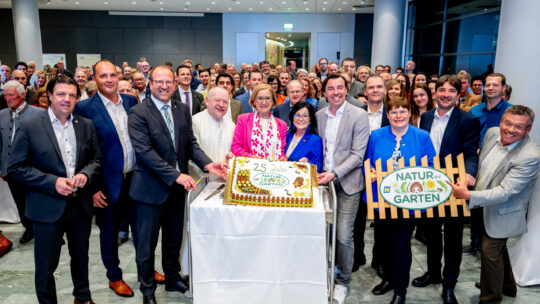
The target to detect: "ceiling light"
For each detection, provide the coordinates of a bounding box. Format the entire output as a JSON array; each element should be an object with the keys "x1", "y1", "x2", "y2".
[
  {"x1": 228, "y1": 7, "x2": 232, "y2": 10},
  {"x1": 211, "y1": 1, "x2": 215, "y2": 4},
  {"x1": 104, "y1": 1, "x2": 108, "y2": 4},
  {"x1": 249, "y1": 7, "x2": 253, "y2": 10},
  {"x1": 303, "y1": 1, "x2": 307, "y2": 4},
  {"x1": 269, "y1": 7, "x2": 273, "y2": 10},
  {"x1": 352, "y1": 8, "x2": 356, "y2": 10},
  {"x1": 322, "y1": 7, "x2": 326, "y2": 10},
  {"x1": 282, "y1": 1, "x2": 286, "y2": 3},
  {"x1": 75, "y1": 1, "x2": 79, "y2": 4},
  {"x1": 260, "y1": 1, "x2": 264, "y2": 4},
  {"x1": 207, "y1": 7, "x2": 210, "y2": 10},
  {"x1": 159, "y1": 1, "x2": 163, "y2": 4},
  {"x1": 288, "y1": 7, "x2": 291, "y2": 10},
  {"x1": 305, "y1": 8, "x2": 309, "y2": 10},
  {"x1": 186, "y1": 1, "x2": 190, "y2": 4},
  {"x1": 160, "y1": 7, "x2": 163, "y2": 10},
  {"x1": 236, "y1": 1, "x2": 241, "y2": 4},
  {"x1": 132, "y1": 1, "x2": 136, "y2": 4},
  {"x1": 343, "y1": 1, "x2": 347, "y2": 4},
  {"x1": 184, "y1": 7, "x2": 188, "y2": 10},
  {"x1": 323, "y1": 1, "x2": 327, "y2": 4},
  {"x1": 338, "y1": 8, "x2": 342, "y2": 10}
]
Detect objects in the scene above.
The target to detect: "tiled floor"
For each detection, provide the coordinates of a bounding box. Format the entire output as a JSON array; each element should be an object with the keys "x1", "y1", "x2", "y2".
[{"x1": 0, "y1": 220, "x2": 538, "y2": 304}]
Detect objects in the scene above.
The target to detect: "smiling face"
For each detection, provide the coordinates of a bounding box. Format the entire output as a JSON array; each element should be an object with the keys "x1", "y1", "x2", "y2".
[
  {"x1": 415, "y1": 74, "x2": 426, "y2": 84},
  {"x1": 413, "y1": 88, "x2": 429, "y2": 110},
  {"x1": 324, "y1": 77, "x2": 347, "y2": 108},
  {"x1": 287, "y1": 81, "x2": 303, "y2": 105},
  {"x1": 436, "y1": 82, "x2": 459, "y2": 112},
  {"x1": 388, "y1": 83, "x2": 402, "y2": 100},
  {"x1": 499, "y1": 113, "x2": 531, "y2": 146},
  {"x1": 206, "y1": 88, "x2": 230, "y2": 121},
  {"x1": 150, "y1": 67, "x2": 175, "y2": 103},
  {"x1": 253, "y1": 89, "x2": 273, "y2": 116},
  {"x1": 292, "y1": 106, "x2": 310, "y2": 133},
  {"x1": 36, "y1": 73, "x2": 47, "y2": 88},
  {"x1": 199, "y1": 71, "x2": 210, "y2": 85},
  {"x1": 364, "y1": 77, "x2": 386, "y2": 105},
  {"x1": 357, "y1": 67, "x2": 370, "y2": 82},
  {"x1": 75, "y1": 70, "x2": 88, "y2": 87},
  {"x1": 4, "y1": 87, "x2": 25, "y2": 109},
  {"x1": 117, "y1": 80, "x2": 134, "y2": 95},
  {"x1": 48, "y1": 83, "x2": 77, "y2": 120},
  {"x1": 387, "y1": 106, "x2": 411, "y2": 129},
  {"x1": 484, "y1": 76, "x2": 505, "y2": 101},
  {"x1": 176, "y1": 67, "x2": 192, "y2": 88},
  {"x1": 93, "y1": 61, "x2": 119, "y2": 99}
]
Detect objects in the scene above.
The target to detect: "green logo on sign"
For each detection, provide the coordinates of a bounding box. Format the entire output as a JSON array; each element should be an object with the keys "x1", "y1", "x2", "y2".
[{"x1": 251, "y1": 173, "x2": 289, "y2": 189}]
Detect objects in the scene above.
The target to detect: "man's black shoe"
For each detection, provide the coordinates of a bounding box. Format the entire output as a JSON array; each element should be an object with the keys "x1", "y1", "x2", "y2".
[
  {"x1": 412, "y1": 272, "x2": 442, "y2": 287},
  {"x1": 441, "y1": 288, "x2": 458, "y2": 304},
  {"x1": 143, "y1": 294, "x2": 157, "y2": 304},
  {"x1": 390, "y1": 294, "x2": 406, "y2": 304},
  {"x1": 372, "y1": 279, "x2": 394, "y2": 295},
  {"x1": 165, "y1": 278, "x2": 189, "y2": 293},
  {"x1": 20, "y1": 229, "x2": 34, "y2": 244}
]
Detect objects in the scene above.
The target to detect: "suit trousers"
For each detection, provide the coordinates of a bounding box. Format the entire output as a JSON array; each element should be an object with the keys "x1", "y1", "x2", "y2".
[
  {"x1": 377, "y1": 218, "x2": 415, "y2": 296},
  {"x1": 135, "y1": 184, "x2": 185, "y2": 296},
  {"x1": 7, "y1": 177, "x2": 32, "y2": 231},
  {"x1": 334, "y1": 180, "x2": 360, "y2": 286},
  {"x1": 32, "y1": 197, "x2": 92, "y2": 304},
  {"x1": 479, "y1": 230, "x2": 516, "y2": 304},
  {"x1": 95, "y1": 173, "x2": 137, "y2": 282},
  {"x1": 424, "y1": 217, "x2": 464, "y2": 289}
]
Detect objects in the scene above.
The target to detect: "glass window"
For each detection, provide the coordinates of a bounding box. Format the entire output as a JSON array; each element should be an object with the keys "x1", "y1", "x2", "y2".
[
  {"x1": 414, "y1": 0, "x2": 446, "y2": 26},
  {"x1": 444, "y1": 13, "x2": 499, "y2": 53},
  {"x1": 441, "y1": 54, "x2": 495, "y2": 76},
  {"x1": 413, "y1": 24, "x2": 443, "y2": 55},
  {"x1": 414, "y1": 56, "x2": 441, "y2": 76}
]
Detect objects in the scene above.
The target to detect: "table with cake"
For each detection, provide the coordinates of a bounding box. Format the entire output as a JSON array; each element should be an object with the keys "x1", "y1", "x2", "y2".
[{"x1": 189, "y1": 157, "x2": 329, "y2": 304}]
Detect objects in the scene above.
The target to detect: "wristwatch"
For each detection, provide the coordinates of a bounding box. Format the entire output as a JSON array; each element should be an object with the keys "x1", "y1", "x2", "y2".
[{"x1": 332, "y1": 170, "x2": 339, "y2": 180}]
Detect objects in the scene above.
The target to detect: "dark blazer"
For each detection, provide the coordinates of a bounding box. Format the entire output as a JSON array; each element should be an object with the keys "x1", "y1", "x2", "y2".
[
  {"x1": 237, "y1": 91, "x2": 253, "y2": 113},
  {"x1": 171, "y1": 88, "x2": 203, "y2": 116},
  {"x1": 285, "y1": 131, "x2": 324, "y2": 173},
  {"x1": 420, "y1": 106, "x2": 480, "y2": 176},
  {"x1": 234, "y1": 87, "x2": 246, "y2": 98},
  {"x1": 273, "y1": 102, "x2": 292, "y2": 126},
  {"x1": 73, "y1": 93, "x2": 138, "y2": 203},
  {"x1": 128, "y1": 98, "x2": 212, "y2": 205},
  {"x1": 7, "y1": 111, "x2": 101, "y2": 223}
]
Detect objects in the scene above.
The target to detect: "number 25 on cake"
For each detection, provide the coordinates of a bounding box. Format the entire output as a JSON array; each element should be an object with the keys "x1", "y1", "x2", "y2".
[{"x1": 224, "y1": 156, "x2": 317, "y2": 207}]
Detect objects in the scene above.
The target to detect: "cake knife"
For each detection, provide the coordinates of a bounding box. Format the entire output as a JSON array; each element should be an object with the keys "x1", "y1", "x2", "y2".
[{"x1": 204, "y1": 184, "x2": 225, "y2": 200}]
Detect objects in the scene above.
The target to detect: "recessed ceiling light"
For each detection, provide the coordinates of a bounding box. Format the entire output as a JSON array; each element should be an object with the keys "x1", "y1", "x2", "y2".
[
  {"x1": 322, "y1": 7, "x2": 326, "y2": 10},
  {"x1": 323, "y1": 1, "x2": 327, "y2": 4},
  {"x1": 186, "y1": 1, "x2": 190, "y2": 4},
  {"x1": 305, "y1": 8, "x2": 309, "y2": 10},
  {"x1": 288, "y1": 7, "x2": 291, "y2": 10},
  {"x1": 236, "y1": 1, "x2": 241, "y2": 4},
  {"x1": 132, "y1": 1, "x2": 136, "y2": 4},
  {"x1": 352, "y1": 8, "x2": 356, "y2": 10},
  {"x1": 159, "y1": 1, "x2": 163, "y2": 4},
  {"x1": 228, "y1": 7, "x2": 232, "y2": 10},
  {"x1": 269, "y1": 7, "x2": 273, "y2": 10},
  {"x1": 160, "y1": 7, "x2": 163, "y2": 10},
  {"x1": 207, "y1": 7, "x2": 210, "y2": 10},
  {"x1": 75, "y1": 1, "x2": 79, "y2": 4},
  {"x1": 338, "y1": 8, "x2": 342, "y2": 10},
  {"x1": 211, "y1": 1, "x2": 215, "y2": 4},
  {"x1": 343, "y1": 1, "x2": 347, "y2": 4},
  {"x1": 104, "y1": 1, "x2": 108, "y2": 4},
  {"x1": 249, "y1": 7, "x2": 253, "y2": 10},
  {"x1": 46, "y1": 2, "x2": 50, "y2": 5},
  {"x1": 282, "y1": 1, "x2": 286, "y2": 3},
  {"x1": 184, "y1": 7, "x2": 188, "y2": 10},
  {"x1": 303, "y1": 1, "x2": 308, "y2": 4},
  {"x1": 259, "y1": 1, "x2": 263, "y2": 4}
]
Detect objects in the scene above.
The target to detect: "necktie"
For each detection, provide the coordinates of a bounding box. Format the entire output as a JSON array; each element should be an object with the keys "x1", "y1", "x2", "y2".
[
  {"x1": 161, "y1": 104, "x2": 175, "y2": 149},
  {"x1": 184, "y1": 91, "x2": 191, "y2": 113}
]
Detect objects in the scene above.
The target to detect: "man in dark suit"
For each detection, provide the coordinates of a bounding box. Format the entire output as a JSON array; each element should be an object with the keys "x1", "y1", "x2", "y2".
[
  {"x1": 237, "y1": 70, "x2": 264, "y2": 114},
  {"x1": 7, "y1": 75, "x2": 101, "y2": 304},
  {"x1": 56, "y1": 60, "x2": 73, "y2": 79},
  {"x1": 74, "y1": 59, "x2": 152, "y2": 298},
  {"x1": 273, "y1": 80, "x2": 304, "y2": 127},
  {"x1": 128, "y1": 65, "x2": 227, "y2": 304},
  {"x1": 172, "y1": 65, "x2": 203, "y2": 116},
  {"x1": 0, "y1": 80, "x2": 44, "y2": 244},
  {"x1": 414, "y1": 74, "x2": 480, "y2": 304}
]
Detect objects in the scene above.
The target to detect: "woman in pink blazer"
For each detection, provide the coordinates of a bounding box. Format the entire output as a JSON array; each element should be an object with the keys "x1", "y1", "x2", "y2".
[{"x1": 232, "y1": 84, "x2": 287, "y2": 160}]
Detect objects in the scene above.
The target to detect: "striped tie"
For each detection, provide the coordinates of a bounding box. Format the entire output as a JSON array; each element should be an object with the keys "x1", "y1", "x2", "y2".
[{"x1": 161, "y1": 104, "x2": 175, "y2": 148}]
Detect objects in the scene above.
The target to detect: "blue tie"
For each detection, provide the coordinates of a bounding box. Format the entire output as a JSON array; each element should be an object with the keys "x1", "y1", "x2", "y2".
[{"x1": 161, "y1": 104, "x2": 175, "y2": 149}]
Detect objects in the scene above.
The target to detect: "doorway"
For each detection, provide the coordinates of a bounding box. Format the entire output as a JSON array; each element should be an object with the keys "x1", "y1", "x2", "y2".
[{"x1": 265, "y1": 32, "x2": 311, "y2": 71}]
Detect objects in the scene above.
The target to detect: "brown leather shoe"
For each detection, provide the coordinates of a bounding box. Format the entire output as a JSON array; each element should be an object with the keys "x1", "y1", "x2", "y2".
[
  {"x1": 154, "y1": 271, "x2": 165, "y2": 284},
  {"x1": 0, "y1": 232, "x2": 13, "y2": 258},
  {"x1": 74, "y1": 299, "x2": 96, "y2": 304},
  {"x1": 109, "y1": 279, "x2": 134, "y2": 297}
]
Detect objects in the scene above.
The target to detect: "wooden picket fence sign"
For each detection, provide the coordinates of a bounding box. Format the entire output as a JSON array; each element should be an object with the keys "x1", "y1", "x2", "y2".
[{"x1": 365, "y1": 153, "x2": 470, "y2": 220}]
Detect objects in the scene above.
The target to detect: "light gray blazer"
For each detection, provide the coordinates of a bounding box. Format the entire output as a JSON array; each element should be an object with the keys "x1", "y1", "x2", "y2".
[
  {"x1": 469, "y1": 127, "x2": 540, "y2": 239},
  {"x1": 0, "y1": 104, "x2": 44, "y2": 176},
  {"x1": 316, "y1": 101, "x2": 370, "y2": 195}
]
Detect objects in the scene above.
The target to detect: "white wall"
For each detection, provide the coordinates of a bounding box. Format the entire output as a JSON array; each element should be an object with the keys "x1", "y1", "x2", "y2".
[{"x1": 222, "y1": 13, "x2": 355, "y2": 70}]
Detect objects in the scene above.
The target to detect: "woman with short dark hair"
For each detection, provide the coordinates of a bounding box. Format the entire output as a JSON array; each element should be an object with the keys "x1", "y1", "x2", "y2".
[{"x1": 285, "y1": 102, "x2": 323, "y2": 172}]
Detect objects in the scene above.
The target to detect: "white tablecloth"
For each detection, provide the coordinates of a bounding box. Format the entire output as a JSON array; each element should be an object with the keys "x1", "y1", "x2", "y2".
[
  {"x1": 0, "y1": 178, "x2": 20, "y2": 223},
  {"x1": 190, "y1": 182, "x2": 327, "y2": 304}
]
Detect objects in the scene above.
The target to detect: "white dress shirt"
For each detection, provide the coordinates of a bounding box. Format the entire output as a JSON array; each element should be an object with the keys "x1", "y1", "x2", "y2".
[
  {"x1": 98, "y1": 92, "x2": 135, "y2": 173},
  {"x1": 429, "y1": 106, "x2": 455, "y2": 155},
  {"x1": 178, "y1": 86, "x2": 193, "y2": 115},
  {"x1": 48, "y1": 108, "x2": 77, "y2": 178},
  {"x1": 323, "y1": 101, "x2": 346, "y2": 172},
  {"x1": 367, "y1": 103, "x2": 384, "y2": 133}
]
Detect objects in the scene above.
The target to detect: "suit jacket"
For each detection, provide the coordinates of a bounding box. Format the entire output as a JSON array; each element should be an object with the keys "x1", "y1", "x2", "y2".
[
  {"x1": 273, "y1": 102, "x2": 292, "y2": 127},
  {"x1": 469, "y1": 127, "x2": 540, "y2": 238},
  {"x1": 128, "y1": 98, "x2": 212, "y2": 205},
  {"x1": 234, "y1": 86, "x2": 246, "y2": 98},
  {"x1": 348, "y1": 80, "x2": 365, "y2": 98},
  {"x1": 200, "y1": 98, "x2": 244, "y2": 124},
  {"x1": 0, "y1": 104, "x2": 44, "y2": 176},
  {"x1": 285, "y1": 132, "x2": 324, "y2": 173},
  {"x1": 237, "y1": 91, "x2": 253, "y2": 113},
  {"x1": 231, "y1": 113, "x2": 287, "y2": 158},
  {"x1": 460, "y1": 91, "x2": 482, "y2": 112},
  {"x1": 420, "y1": 107, "x2": 480, "y2": 176},
  {"x1": 73, "y1": 93, "x2": 138, "y2": 203},
  {"x1": 7, "y1": 111, "x2": 101, "y2": 223},
  {"x1": 316, "y1": 102, "x2": 370, "y2": 195},
  {"x1": 171, "y1": 88, "x2": 203, "y2": 116}
]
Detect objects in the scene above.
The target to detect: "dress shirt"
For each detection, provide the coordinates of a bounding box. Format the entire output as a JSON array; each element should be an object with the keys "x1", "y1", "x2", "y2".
[
  {"x1": 429, "y1": 106, "x2": 455, "y2": 155},
  {"x1": 323, "y1": 101, "x2": 346, "y2": 172},
  {"x1": 150, "y1": 95, "x2": 173, "y2": 130},
  {"x1": 10, "y1": 102, "x2": 28, "y2": 141},
  {"x1": 80, "y1": 89, "x2": 88, "y2": 101},
  {"x1": 469, "y1": 99, "x2": 511, "y2": 144},
  {"x1": 48, "y1": 107, "x2": 76, "y2": 178},
  {"x1": 367, "y1": 103, "x2": 384, "y2": 133},
  {"x1": 178, "y1": 86, "x2": 193, "y2": 114},
  {"x1": 475, "y1": 136, "x2": 520, "y2": 190},
  {"x1": 98, "y1": 92, "x2": 135, "y2": 173}
]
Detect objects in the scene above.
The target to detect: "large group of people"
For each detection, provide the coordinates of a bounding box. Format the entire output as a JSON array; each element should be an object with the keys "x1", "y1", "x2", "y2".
[{"x1": 0, "y1": 55, "x2": 538, "y2": 304}]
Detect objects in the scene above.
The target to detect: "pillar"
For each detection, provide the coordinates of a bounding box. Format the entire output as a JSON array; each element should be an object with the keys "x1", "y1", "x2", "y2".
[
  {"x1": 495, "y1": 0, "x2": 540, "y2": 144},
  {"x1": 371, "y1": 0, "x2": 407, "y2": 70},
  {"x1": 12, "y1": 0, "x2": 43, "y2": 70}
]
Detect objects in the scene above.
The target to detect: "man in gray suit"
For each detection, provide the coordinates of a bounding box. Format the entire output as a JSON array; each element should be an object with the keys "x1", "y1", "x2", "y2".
[
  {"x1": 316, "y1": 74, "x2": 370, "y2": 304},
  {"x1": 450, "y1": 105, "x2": 540, "y2": 304},
  {"x1": 0, "y1": 80, "x2": 43, "y2": 244}
]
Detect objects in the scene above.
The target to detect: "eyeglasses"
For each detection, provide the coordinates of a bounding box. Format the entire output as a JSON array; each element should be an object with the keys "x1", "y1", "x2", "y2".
[
  {"x1": 288, "y1": 90, "x2": 302, "y2": 95},
  {"x1": 152, "y1": 80, "x2": 174, "y2": 86},
  {"x1": 293, "y1": 114, "x2": 309, "y2": 120},
  {"x1": 256, "y1": 96, "x2": 272, "y2": 102}
]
